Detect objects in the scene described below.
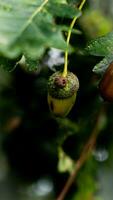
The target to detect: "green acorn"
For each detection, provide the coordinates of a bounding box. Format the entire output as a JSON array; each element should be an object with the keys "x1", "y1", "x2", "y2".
[{"x1": 47, "y1": 71, "x2": 79, "y2": 117}]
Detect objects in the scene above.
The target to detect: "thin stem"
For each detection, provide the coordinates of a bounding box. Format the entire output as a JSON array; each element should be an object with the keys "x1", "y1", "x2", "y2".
[
  {"x1": 62, "y1": 0, "x2": 86, "y2": 77},
  {"x1": 56, "y1": 108, "x2": 104, "y2": 200},
  {"x1": 79, "y1": 0, "x2": 86, "y2": 10},
  {"x1": 62, "y1": 17, "x2": 77, "y2": 77}
]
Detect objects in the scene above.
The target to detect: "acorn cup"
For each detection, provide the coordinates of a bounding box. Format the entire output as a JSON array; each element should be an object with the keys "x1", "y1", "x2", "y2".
[
  {"x1": 99, "y1": 62, "x2": 113, "y2": 102},
  {"x1": 47, "y1": 71, "x2": 79, "y2": 117}
]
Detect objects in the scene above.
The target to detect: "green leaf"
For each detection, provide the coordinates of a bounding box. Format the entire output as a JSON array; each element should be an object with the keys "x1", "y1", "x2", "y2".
[
  {"x1": 58, "y1": 147, "x2": 74, "y2": 173},
  {"x1": 93, "y1": 54, "x2": 113, "y2": 75},
  {"x1": 0, "y1": 0, "x2": 74, "y2": 59},
  {"x1": 86, "y1": 31, "x2": 113, "y2": 57},
  {"x1": 67, "y1": 0, "x2": 80, "y2": 5},
  {"x1": 46, "y1": 2, "x2": 81, "y2": 19},
  {"x1": 86, "y1": 31, "x2": 113, "y2": 75},
  {"x1": 0, "y1": 55, "x2": 20, "y2": 71},
  {"x1": 19, "y1": 55, "x2": 39, "y2": 72},
  {"x1": 52, "y1": 0, "x2": 67, "y2": 3}
]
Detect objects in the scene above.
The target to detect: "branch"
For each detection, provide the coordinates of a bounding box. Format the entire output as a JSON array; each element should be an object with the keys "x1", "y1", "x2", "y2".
[{"x1": 56, "y1": 108, "x2": 104, "y2": 200}]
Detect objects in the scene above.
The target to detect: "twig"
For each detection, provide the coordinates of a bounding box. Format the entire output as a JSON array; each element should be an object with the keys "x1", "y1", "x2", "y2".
[
  {"x1": 62, "y1": 0, "x2": 86, "y2": 77},
  {"x1": 56, "y1": 109, "x2": 104, "y2": 200}
]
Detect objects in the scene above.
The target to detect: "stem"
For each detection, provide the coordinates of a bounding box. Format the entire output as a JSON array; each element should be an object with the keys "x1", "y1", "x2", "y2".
[
  {"x1": 62, "y1": 0, "x2": 86, "y2": 77},
  {"x1": 56, "y1": 108, "x2": 104, "y2": 200},
  {"x1": 79, "y1": 0, "x2": 87, "y2": 10}
]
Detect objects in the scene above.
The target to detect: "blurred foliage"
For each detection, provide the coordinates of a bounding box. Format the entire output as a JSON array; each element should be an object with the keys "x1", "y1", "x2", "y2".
[
  {"x1": 79, "y1": 9, "x2": 113, "y2": 39},
  {"x1": 0, "y1": 0, "x2": 81, "y2": 61},
  {"x1": 0, "y1": 0, "x2": 113, "y2": 200}
]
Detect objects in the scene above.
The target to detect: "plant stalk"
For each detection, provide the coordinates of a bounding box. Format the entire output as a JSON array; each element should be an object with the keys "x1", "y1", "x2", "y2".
[
  {"x1": 56, "y1": 107, "x2": 104, "y2": 200},
  {"x1": 62, "y1": 0, "x2": 86, "y2": 77}
]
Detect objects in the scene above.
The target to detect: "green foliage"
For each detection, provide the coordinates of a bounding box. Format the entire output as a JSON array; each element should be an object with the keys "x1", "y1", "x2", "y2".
[
  {"x1": 46, "y1": 2, "x2": 81, "y2": 18},
  {"x1": 0, "y1": 0, "x2": 81, "y2": 66},
  {"x1": 86, "y1": 31, "x2": 113, "y2": 74},
  {"x1": 67, "y1": 0, "x2": 80, "y2": 5},
  {"x1": 0, "y1": 55, "x2": 20, "y2": 71},
  {"x1": 86, "y1": 31, "x2": 113, "y2": 57},
  {"x1": 58, "y1": 147, "x2": 75, "y2": 173},
  {"x1": 22, "y1": 55, "x2": 39, "y2": 72},
  {"x1": 0, "y1": 1, "x2": 113, "y2": 200},
  {"x1": 74, "y1": 159, "x2": 97, "y2": 200},
  {"x1": 79, "y1": 9, "x2": 113, "y2": 39}
]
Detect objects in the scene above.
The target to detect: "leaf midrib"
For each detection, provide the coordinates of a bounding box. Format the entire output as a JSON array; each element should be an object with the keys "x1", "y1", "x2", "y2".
[{"x1": 13, "y1": 0, "x2": 49, "y2": 42}]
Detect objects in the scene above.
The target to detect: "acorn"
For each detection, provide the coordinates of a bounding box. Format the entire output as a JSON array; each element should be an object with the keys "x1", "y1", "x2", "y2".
[
  {"x1": 99, "y1": 62, "x2": 113, "y2": 102},
  {"x1": 47, "y1": 71, "x2": 79, "y2": 117}
]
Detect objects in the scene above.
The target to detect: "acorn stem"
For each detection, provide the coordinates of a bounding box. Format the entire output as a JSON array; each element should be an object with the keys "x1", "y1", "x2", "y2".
[
  {"x1": 62, "y1": 0, "x2": 86, "y2": 78},
  {"x1": 79, "y1": 0, "x2": 86, "y2": 10}
]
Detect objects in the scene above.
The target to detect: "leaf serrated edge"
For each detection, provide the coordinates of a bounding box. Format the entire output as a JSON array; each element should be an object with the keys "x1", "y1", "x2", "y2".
[{"x1": 93, "y1": 55, "x2": 113, "y2": 75}]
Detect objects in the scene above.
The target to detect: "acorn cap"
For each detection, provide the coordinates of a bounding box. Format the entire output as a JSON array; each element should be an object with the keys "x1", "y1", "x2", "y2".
[{"x1": 48, "y1": 71, "x2": 79, "y2": 99}]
